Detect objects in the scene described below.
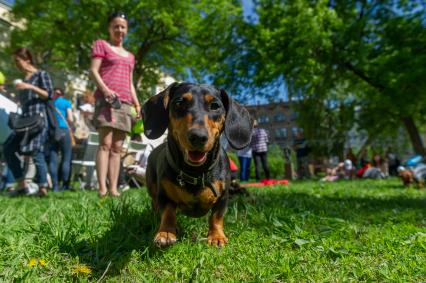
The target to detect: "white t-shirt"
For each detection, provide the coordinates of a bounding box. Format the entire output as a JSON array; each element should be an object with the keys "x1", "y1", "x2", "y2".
[{"x1": 237, "y1": 146, "x2": 252, "y2": 158}]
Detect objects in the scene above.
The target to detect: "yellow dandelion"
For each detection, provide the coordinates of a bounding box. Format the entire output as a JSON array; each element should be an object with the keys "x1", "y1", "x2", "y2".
[
  {"x1": 28, "y1": 258, "x2": 38, "y2": 268},
  {"x1": 72, "y1": 264, "x2": 93, "y2": 275},
  {"x1": 39, "y1": 259, "x2": 46, "y2": 267}
]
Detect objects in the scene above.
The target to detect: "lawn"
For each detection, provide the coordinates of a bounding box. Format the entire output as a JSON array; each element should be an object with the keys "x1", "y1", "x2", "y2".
[{"x1": 0, "y1": 178, "x2": 425, "y2": 282}]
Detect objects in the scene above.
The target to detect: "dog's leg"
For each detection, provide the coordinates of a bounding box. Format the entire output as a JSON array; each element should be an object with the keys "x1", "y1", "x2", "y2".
[
  {"x1": 208, "y1": 211, "x2": 228, "y2": 246},
  {"x1": 154, "y1": 202, "x2": 177, "y2": 247},
  {"x1": 208, "y1": 195, "x2": 229, "y2": 247}
]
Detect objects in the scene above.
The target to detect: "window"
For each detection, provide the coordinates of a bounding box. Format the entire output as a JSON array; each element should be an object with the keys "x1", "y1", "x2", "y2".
[
  {"x1": 274, "y1": 113, "x2": 286, "y2": 122},
  {"x1": 291, "y1": 111, "x2": 299, "y2": 120},
  {"x1": 292, "y1": 127, "x2": 303, "y2": 138},
  {"x1": 258, "y1": 115, "x2": 269, "y2": 124},
  {"x1": 275, "y1": 128, "x2": 288, "y2": 139}
]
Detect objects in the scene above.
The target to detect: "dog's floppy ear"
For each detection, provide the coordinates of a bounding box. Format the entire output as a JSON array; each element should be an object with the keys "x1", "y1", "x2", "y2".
[
  {"x1": 142, "y1": 82, "x2": 180, "y2": 139},
  {"x1": 220, "y1": 89, "x2": 254, "y2": 149}
]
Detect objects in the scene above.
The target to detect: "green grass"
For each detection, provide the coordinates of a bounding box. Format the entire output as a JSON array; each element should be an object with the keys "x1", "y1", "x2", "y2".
[{"x1": 0, "y1": 178, "x2": 425, "y2": 282}]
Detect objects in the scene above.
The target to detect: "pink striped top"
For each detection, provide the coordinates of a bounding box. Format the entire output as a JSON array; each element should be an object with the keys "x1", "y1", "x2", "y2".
[{"x1": 91, "y1": 39, "x2": 135, "y2": 103}]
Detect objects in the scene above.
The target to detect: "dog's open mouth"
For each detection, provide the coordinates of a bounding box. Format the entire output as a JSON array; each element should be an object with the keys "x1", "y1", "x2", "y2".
[{"x1": 187, "y1": 150, "x2": 207, "y2": 165}]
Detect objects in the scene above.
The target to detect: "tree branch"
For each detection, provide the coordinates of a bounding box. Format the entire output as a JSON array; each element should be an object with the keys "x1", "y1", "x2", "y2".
[{"x1": 343, "y1": 62, "x2": 386, "y2": 92}]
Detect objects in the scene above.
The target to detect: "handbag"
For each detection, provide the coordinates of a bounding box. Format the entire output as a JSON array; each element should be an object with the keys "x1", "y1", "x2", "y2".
[
  {"x1": 73, "y1": 115, "x2": 90, "y2": 140},
  {"x1": 8, "y1": 112, "x2": 45, "y2": 146}
]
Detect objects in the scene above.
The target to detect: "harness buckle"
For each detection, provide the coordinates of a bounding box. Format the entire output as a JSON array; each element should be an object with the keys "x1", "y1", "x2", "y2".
[
  {"x1": 177, "y1": 171, "x2": 204, "y2": 186},
  {"x1": 177, "y1": 172, "x2": 185, "y2": 187}
]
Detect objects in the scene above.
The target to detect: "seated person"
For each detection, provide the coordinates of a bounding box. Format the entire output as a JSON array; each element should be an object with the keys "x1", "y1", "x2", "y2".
[
  {"x1": 398, "y1": 164, "x2": 426, "y2": 188},
  {"x1": 398, "y1": 166, "x2": 414, "y2": 187},
  {"x1": 361, "y1": 164, "x2": 385, "y2": 179},
  {"x1": 321, "y1": 162, "x2": 345, "y2": 182},
  {"x1": 343, "y1": 159, "x2": 356, "y2": 179},
  {"x1": 413, "y1": 163, "x2": 426, "y2": 188},
  {"x1": 125, "y1": 143, "x2": 154, "y2": 182},
  {"x1": 356, "y1": 161, "x2": 371, "y2": 178}
]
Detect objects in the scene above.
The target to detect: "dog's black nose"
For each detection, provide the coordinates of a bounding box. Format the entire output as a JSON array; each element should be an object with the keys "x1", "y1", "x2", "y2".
[{"x1": 188, "y1": 128, "x2": 208, "y2": 147}]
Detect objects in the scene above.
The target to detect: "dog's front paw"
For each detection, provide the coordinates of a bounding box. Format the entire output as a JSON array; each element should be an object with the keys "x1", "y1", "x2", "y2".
[
  {"x1": 207, "y1": 233, "x2": 228, "y2": 247},
  {"x1": 154, "y1": 231, "x2": 177, "y2": 247}
]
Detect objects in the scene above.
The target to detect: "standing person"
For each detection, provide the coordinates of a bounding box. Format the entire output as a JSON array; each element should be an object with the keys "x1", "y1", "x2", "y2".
[
  {"x1": 250, "y1": 120, "x2": 271, "y2": 181},
  {"x1": 386, "y1": 148, "x2": 400, "y2": 176},
  {"x1": 48, "y1": 87, "x2": 73, "y2": 192},
  {"x1": 90, "y1": 12, "x2": 141, "y2": 197},
  {"x1": 3, "y1": 47, "x2": 54, "y2": 197},
  {"x1": 237, "y1": 145, "x2": 252, "y2": 181}
]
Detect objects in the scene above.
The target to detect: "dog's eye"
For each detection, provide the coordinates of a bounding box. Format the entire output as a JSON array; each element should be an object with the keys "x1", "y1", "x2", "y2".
[
  {"x1": 174, "y1": 98, "x2": 186, "y2": 109},
  {"x1": 210, "y1": 102, "x2": 221, "y2": 111}
]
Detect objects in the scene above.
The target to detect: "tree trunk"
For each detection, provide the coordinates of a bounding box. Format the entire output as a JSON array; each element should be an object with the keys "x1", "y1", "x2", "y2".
[{"x1": 402, "y1": 116, "x2": 426, "y2": 156}]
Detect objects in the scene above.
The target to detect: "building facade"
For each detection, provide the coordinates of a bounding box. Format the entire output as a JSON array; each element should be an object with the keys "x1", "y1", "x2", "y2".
[
  {"x1": 245, "y1": 101, "x2": 302, "y2": 148},
  {"x1": 0, "y1": 1, "x2": 20, "y2": 82}
]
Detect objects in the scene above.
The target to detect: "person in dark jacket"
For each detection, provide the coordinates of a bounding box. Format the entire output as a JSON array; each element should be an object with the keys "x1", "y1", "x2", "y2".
[{"x1": 3, "y1": 48, "x2": 54, "y2": 197}]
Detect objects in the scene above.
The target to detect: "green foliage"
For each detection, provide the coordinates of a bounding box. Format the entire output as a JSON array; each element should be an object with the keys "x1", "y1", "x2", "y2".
[
  {"x1": 8, "y1": 0, "x2": 243, "y2": 100},
  {"x1": 267, "y1": 144, "x2": 285, "y2": 178},
  {"x1": 202, "y1": 0, "x2": 426, "y2": 155},
  {"x1": 0, "y1": 180, "x2": 425, "y2": 281}
]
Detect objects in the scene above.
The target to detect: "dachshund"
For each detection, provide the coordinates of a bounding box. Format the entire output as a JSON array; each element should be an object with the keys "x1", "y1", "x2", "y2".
[{"x1": 142, "y1": 82, "x2": 253, "y2": 247}]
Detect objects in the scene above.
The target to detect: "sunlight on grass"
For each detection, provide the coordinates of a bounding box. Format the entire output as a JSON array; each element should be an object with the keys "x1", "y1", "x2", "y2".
[{"x1": 0, "y1": 179, "x2": 425, "y2": 281}]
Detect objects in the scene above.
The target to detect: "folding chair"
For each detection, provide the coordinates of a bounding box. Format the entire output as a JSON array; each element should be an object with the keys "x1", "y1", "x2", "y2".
[{"x1": 71, "y1": 132, "x2": 99, "y2": 190}]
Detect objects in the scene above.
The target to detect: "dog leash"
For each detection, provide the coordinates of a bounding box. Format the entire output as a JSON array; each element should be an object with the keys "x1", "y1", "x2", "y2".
[{"x1": 165, "y1": 143, "x2": 221, "y2": 197}]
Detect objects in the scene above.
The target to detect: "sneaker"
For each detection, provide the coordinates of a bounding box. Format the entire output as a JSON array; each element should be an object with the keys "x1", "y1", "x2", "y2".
[
  {"x1": 120, "y1": 185, "x2": 131, "y2": 192},
  {"x1": 27, "y1": 182, "x2": 39, "y2": 195}
]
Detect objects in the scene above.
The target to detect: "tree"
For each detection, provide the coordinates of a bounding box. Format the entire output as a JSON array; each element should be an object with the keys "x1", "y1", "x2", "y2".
[
  {"x1": 205, "y1": 0, "x2": 426, "y2": 155},
  {"x1": 8, "y1": 0, "x2": 243, "y2": 100}
]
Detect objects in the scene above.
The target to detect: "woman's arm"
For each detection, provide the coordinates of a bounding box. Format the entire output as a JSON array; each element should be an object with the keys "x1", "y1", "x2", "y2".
[
  {"x1": 16, "y1": 82, "x2": 49, "y2": 99},
  {"x1": 130, "y1": 72, "x2": 141, "y2": 119},
  {"x1": 66, "y1": 108, "x2": 74, "y2": 125},
  {"x1": 89, "y1": 57, "x2": 115, "y2": 101},
  {"x1": 16, "y1": 71, "x2": 54, "y2": 100}
]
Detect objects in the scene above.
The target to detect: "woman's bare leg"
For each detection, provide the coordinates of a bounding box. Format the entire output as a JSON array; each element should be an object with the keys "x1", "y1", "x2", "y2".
[
  {"x1": 96, "y1": 127, "x2": 113, "y2": 196},
  {"x1": 108, "y1": 129, "x2": 126, "y2": 196}
]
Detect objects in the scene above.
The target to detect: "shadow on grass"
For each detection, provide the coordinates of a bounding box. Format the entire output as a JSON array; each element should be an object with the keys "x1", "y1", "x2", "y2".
[
  {"x1": 238, "y1": 186, "x2": 426, "y2": 226},
  {"x1": 58, "y1": 198, "x2": 160, "y2": 278}
]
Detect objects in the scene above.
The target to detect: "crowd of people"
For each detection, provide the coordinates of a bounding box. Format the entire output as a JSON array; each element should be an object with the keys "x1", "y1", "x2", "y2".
[
  {"x1": 0, "y1": 11, "x2": 143, "y2": 198},
  {"x1": 320, "y1": 149, "x2": 401, "y2": 182}
]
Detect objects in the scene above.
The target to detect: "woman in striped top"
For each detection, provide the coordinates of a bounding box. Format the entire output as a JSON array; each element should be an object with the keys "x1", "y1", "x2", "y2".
[{"x1": 90, "y1": 12, "x2": 141, "y2": 198}]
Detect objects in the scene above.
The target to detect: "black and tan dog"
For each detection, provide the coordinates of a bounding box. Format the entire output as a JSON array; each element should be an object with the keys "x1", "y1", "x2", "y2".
[{"x1": 142, "y1": 82, "x2": 253, "y2": 247}]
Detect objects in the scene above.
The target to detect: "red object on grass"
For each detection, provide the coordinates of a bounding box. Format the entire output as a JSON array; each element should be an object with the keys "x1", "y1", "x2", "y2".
[
  {"x1": 229, "y1": 158, "x2": 238, "y2": 171},
  {"x1": 244, "y1": 179, "x2": 289, "y2": 187}
]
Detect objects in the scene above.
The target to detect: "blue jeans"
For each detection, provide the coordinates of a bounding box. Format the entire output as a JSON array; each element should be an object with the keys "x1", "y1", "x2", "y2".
[
  {"x1": 3, "y1": 135, "x2": 48, "y2": 187},
  {"x1": 0, "y1": 167, "x2": 15, "y2": 190},
  {"x1": 48, "y1": 128, "x2": 72, "y2": 191},
  {"x1": 238, "y1": 156, "x2": 252, "y2": 181}
]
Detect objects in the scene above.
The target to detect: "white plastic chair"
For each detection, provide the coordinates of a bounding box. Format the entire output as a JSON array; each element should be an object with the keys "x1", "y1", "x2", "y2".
[{"x1": 71, "y1": 132, "x2": 99, "y2": 190}]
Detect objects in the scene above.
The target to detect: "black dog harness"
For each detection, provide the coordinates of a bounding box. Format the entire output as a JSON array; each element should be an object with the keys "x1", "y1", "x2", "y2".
[{"x1": 165, "y1": 144, "x2": 221, "y2": 197}]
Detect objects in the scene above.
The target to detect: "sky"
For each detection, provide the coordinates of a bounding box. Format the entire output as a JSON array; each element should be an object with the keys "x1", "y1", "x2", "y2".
[
  {"x1": 1, "y1": 0, "x2": 14, "y2": 6},
  {"x1": 242, "y1": 0, "x2": 258, "y2": 22}
]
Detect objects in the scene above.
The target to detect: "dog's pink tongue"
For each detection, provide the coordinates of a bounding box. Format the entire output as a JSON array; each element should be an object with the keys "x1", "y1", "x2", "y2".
[{"x1": 188, "y1": 151, "x2": 206, "y2": 163}]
